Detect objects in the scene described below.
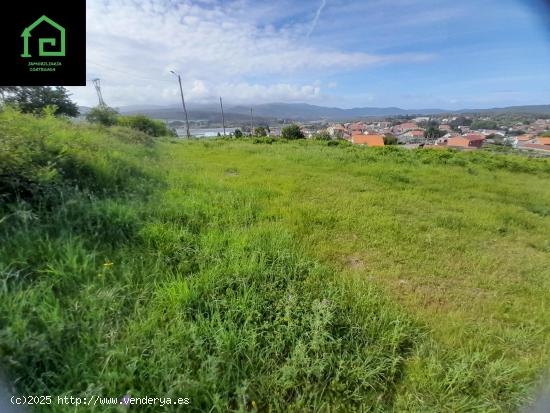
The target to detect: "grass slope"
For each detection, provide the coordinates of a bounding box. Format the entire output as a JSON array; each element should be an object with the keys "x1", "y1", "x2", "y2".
[{"x1": 1, "y1": 110, "x2": 550, "y2": 412}]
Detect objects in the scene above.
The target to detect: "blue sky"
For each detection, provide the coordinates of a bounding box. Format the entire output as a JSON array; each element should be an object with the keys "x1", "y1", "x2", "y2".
[{"x1": 69, "y1": 0, "x2": 550, "y2": 109}]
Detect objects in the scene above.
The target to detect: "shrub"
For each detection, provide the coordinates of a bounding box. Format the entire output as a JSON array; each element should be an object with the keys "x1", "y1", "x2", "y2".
[
  {"x1": 281, "y1": 124, "x2": 305, "y2": 140},
  {"x1": 254, "y1": 126, "x2": 268, "y2": 137},
  {"x1": 85, "y1": 106, "x2": 119, "y2": 126},
  {"x1": 253, "y1": 137, "x2": 276, "y2": 144},
  {"x1": 117, "y1": 114, "x2": 175, "y2": 137},
  {"x1": 384, "y1": 134, "x2": 398, "y2": 145},
  {"x1": 314, "y1": 131, "x2": 332, "y2": 141}
]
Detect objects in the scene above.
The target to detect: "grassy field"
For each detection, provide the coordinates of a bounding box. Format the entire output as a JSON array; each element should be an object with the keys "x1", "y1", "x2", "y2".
[{"x1": 1, "y1": 110, "x2": 550, "y2": 412}]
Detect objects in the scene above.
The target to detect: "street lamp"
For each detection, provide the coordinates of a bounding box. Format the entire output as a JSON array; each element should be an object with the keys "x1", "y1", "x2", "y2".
[{"x1": 170, "y1": 70, "x2": 191, "y2": 139}]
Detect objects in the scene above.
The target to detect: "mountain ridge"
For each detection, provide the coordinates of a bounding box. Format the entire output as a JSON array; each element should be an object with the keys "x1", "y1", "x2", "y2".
[{"x1": 80, "y1": 102, "x2": 550, "y2": 121}]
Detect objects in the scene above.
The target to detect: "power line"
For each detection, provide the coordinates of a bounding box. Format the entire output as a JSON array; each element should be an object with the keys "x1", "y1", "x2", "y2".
[{"x1": 86, "y1": 61, "x2": 172, "y2": 84}]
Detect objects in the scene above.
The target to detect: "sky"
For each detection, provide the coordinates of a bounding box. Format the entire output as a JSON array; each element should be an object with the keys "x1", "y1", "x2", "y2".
[{"x1": 69, "y1": 0, "x2": 550, "y2": 109}]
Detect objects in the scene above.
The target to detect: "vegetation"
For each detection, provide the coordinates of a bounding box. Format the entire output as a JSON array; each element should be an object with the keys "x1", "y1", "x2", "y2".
[
  {"x1": 234, "y1": 129, "x2": 243, "y2": 138},
  {"x1": 2, "y1": 86, "x2": 79, "y2": 117},
  {"x1": 384, "y1": 134, "x2": 398, "y2": 145},
  {"x1": 313, "y1": 131, "x2": 332, "y2": 141},
  {"x1": 471, "y1": 119, "x2": 499, "y2": 130},
  {"x1": 1, "y1": 110, "x2": 550, "y2": 412},
  {"x1": 85, "y1": 107, "x2": 175, "y2": 137},
  {"x1": 254, "y1": 126, "x2": 268, "y2": 137},
  {"x1": 281, "y1": 124, "x2": 305, "y2": 140},
  {"x1": 449, "y1": 116, "x2": 472, "y2": 130},
  {"x1": 424, "y1": 124, "x2": 445, "y2": 140},
  {"x1": 85, "y1": 106, "x2": 119, "y2": 126},
  {"x1": 117, "y1": 114, "x2": 175, "y2": 137}
]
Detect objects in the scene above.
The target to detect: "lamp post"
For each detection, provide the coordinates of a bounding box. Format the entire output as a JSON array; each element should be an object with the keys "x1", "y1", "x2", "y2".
[{"x1": 170, "y1": 70, "x2": 190, "y2": 139}]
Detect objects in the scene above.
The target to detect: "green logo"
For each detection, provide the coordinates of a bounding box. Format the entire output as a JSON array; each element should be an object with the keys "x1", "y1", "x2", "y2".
[{"x1": 21, "y1": 15, "x2": 66, "y2": 58}]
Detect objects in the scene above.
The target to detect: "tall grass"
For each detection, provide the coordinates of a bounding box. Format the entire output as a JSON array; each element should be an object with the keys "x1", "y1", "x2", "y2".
[{"x1": 1, "y1": 110, "x2": 549, "y2": 412}]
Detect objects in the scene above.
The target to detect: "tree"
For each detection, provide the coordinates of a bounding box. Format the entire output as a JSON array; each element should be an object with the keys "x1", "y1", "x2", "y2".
[
  {"x1": 234, "y1": 129, "x2": 243, "y2": 138},
  {"x1": 254, "y1": 126, "x2": 267, "y2": 137},
  {"x1": 0, "y1": 87, "x2": 17, "y2": 103},
  {"x1": 383, "y1": 134, "x2": 398, "y2": 145},
  {"x1": 449, "y1": 116, "x2": 472, "y2": 130},
  {"x1": 471, "y1": 119, "x2": 498, "y2": 130},
  {"x1": 281, "y1": 124, "x2": 305, "y2": 140},
  {"x1": 4, "y1": 86, "x2": 78, "y2": 117},
  {"x1": 86, "y1": 106, "x2": 119, "y2": 126},
  {"x1": 424, "y1": 125, "x2": 445, "y2": 141}
]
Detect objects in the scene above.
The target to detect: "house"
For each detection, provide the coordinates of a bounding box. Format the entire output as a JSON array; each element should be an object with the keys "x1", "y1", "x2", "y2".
[
  {"x1": 475, "y1": 129, "x2": 504, "y2": 137},
  {"x1": 513, "y1": 134, "x2": 534, "y2": 147},
  {"x1": 398, "y1": 129, "x2": 425, "y2": 143},
  {"x1": 436, "y1": 134, "x2": 458, "y2": 146},
  {"x1": 447, "y1": 134, "x2": 486, "y2": 149},
  {"x1": 349, "y1": 122, "x2": 367, "y2": 134},
  {"x1": 534, "y1": 137, "x2": 550, "y2": 146},
  {"x1": 352, "y1": 134, "x2": 385, "y2": 146},
  {"x1": 327, "y1": 124, "x2": 346, "y2": 138},
  {"x1": 393, "y1": 122, "x2": 417, "y2": 134},
  {"x1": 439, "y1": 124, "x2": 452, "y2": 132},
  {"x1": 269, "y1": 128, "x2": 281, "y2": 137},
  {"x1": 413, "y1": 117, "x2": 430, "y2": 123},
  {"x1": 521, "y1": 144, "x2": 550, "y2": 152}
]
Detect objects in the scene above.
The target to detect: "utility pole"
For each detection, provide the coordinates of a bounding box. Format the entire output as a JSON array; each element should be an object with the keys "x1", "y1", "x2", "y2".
[
  {"x1": 250, "y1": 108, "x2": 254, "y2": 136},
  {"x1": 170, "y1": 70, "x2": 191, "y2": 139},
  {"x1": 220, "y1": 96, "x2": 226, "y2": 137}
]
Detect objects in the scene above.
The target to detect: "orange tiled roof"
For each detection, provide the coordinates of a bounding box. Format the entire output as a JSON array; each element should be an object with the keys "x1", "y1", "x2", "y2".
[
  {"x1": 516, "y1": 135, "x2": 533, "y2": 141},
  {"x1": 352, "y1": 134, "x2": 385, "y2": 146},
  {"x1": 463, "y1": 133, "x2": 486, "y2": 141}
]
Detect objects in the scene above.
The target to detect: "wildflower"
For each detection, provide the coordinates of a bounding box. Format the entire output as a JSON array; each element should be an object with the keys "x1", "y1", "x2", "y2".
[
  {"x1": 103, "y1": 261, "x2": 114, "y2": 267},
  {"x1": 120, "y1": 393, "x2": 130, "y2": 405},
  {"x1": 252, "y1": 400, "x2": 257, "y2": 409}
]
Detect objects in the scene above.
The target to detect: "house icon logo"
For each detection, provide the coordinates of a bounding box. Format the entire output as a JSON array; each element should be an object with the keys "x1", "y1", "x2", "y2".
[{"x1": 21, "y1": 15, "x2": 66, "y2": 58}]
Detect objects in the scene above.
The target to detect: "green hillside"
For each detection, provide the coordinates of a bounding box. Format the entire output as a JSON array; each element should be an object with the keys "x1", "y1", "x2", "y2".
[{"x1": 1, "y1": 109, "x2": 550, "y2": 412}]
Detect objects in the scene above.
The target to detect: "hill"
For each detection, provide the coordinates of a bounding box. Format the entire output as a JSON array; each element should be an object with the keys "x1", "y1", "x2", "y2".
[
  {"x1": 2, "y1": 109, "x2": 550, "y2": 412},
  {"x1": 101, "y1": 102, "x2": 550, "y2": 122}
]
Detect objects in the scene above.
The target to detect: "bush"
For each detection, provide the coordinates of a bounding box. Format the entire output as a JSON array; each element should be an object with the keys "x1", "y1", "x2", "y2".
[
  {"x1": 0, "y1": 108, "x2": 156, "y2": 206},
  {"x1": 314, "y1": 131, "x2": 332, "y2": 141},
  {"x1": 117, "y1": 114, "x2": 175, "y2": 137},
  {"x1": 254, "y1": 126, "x2": 268, "y2": 137},
  {"x1": 281, "y1": 124, "x2": 305, "y2": 140},
  {"x1": 384, "y1": 134, "x2": 398, "y2": 145},
  {"x1": 253, "y1": 137, "x2": 275, "y2": 144},
  {"x1": 234, "y1": 129, "x2": 243, "y2": 138},
  {"x1": 85, "y1": 106, "x2": 119, "y2": 126}
]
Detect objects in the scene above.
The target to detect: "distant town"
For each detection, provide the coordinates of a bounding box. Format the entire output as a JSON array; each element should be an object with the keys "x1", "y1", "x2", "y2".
[
  {"x1": 169, "y1": 112, "x2": 550, "y2": 154},
  {"x1": 321, "y1": 115, "x2": 550, "y2": 152}
]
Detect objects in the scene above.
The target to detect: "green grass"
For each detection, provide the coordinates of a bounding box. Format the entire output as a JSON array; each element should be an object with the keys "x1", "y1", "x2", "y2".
[{"x1": 1, "y1": 110, "x2": 550, "y2": 412}]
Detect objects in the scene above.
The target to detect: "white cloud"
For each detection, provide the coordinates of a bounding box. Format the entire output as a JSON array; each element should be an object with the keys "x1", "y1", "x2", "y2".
[{"x1": 70, "y1": 0, "x2": 433, "y2": 106}]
